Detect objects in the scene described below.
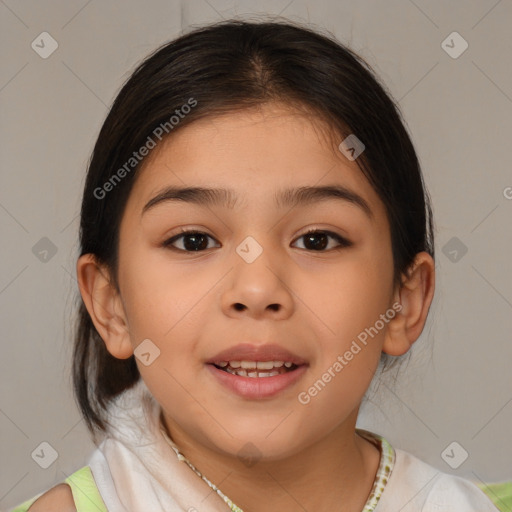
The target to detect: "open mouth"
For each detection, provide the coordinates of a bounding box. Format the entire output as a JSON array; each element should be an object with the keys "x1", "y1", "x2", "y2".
[
  {"x1": 213, "y1": 360, "x2": 299, "y2": 378},
  {"x1": 206, "y1": 358, "x2": 308, "y2": 399},
  {"x1": 205, "y1": 343, "x2": 308, "y2": 398}
]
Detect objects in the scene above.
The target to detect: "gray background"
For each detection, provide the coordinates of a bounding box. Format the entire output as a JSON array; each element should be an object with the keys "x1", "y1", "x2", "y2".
[{"x1": 1, "y1": 0, "x2": 511, "y2": 508}]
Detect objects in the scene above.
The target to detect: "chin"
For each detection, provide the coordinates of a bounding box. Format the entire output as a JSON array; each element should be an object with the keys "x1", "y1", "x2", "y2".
[{"x1": 203, "y1": 423, "x2": 312, "y2": 464}]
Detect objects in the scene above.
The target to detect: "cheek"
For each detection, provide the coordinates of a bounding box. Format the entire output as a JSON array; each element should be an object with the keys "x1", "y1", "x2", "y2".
[
  {"x1": 309, "y1": 248, "x2": 394, "y2": 344},
  {"x1": 297, "y1": 257, "x2": 393, "y2": 418},
  {"x1": 118, "y1": 245, "x2": 200, "y2": 340},
  {"x1": 296, "y1": 358, "x2": 378, "y2": 439},
  {"x1": 118, "y1": 248, "x2": 217, "y2": 395}
]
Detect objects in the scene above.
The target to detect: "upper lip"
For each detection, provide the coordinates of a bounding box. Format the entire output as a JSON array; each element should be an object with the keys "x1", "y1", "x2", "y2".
[{"x1": 206, "y1": 343, "x2": 308, "y2": 365}]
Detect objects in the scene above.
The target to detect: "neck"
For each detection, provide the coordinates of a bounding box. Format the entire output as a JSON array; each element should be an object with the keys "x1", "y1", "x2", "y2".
[{"x1": 162, "y1": 411, "x2": 381, "y2": 512}]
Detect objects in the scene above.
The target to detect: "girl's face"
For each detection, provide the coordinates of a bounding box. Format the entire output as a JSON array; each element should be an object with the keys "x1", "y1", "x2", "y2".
[{"x1": 115, "y1": 102, "x2": 397, "y2": 461}]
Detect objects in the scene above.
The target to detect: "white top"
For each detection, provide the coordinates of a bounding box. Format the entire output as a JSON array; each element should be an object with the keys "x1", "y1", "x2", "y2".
[
  {"x1": 375, "y1": 448, "x2": 497, "y2": 511},
  {"x1": 85, "y1": 379, "x2": 497, "y2": 511}
]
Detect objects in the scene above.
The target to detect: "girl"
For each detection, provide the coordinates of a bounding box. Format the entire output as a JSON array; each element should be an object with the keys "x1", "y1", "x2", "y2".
[{"x1": 13, "y1": 18, "x2": 499, "y2": 512}]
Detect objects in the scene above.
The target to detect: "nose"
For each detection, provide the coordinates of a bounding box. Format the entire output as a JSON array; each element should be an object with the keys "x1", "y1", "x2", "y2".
[{"x1": 221, "y1": 242, "x2": 295, "y2": 320}]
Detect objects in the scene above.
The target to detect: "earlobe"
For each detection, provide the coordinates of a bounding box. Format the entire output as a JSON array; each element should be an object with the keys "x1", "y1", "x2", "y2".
[
  {"x1": 76, "y1": 254, "x2": 134, "y2": 359},
  {"x1": 382, "y1": 252, "x2": 435, "y2": 356}
]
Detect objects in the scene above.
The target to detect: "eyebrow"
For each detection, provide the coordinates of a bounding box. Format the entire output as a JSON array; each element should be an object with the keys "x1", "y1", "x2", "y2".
[{"x1": 141, "y1": 184, "x2": 373, "y2": 220}]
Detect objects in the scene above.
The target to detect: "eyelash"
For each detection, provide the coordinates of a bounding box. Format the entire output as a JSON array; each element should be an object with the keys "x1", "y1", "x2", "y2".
[{"x1": 162, "y1": 228, "x2": 352, "y2": 253}]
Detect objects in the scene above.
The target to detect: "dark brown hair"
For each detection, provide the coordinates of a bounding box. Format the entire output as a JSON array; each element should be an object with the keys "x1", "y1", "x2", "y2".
[{"x1": 73, "y1": 18, "x2": 435, "y2": 439}]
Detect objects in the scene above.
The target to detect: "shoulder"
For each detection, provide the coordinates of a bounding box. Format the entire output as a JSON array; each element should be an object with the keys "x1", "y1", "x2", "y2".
[
  {"x1": 27, "y1": 483, "x2": 77, "y2": 512},
  {"x1": 377, "y1": 448, "x2": 498, "y2": 511},
  {"x1": 423, "y1": 471, "x2": 499, "y2": 511}
]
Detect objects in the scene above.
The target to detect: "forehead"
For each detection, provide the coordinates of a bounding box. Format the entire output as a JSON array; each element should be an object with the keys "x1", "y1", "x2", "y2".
[{"x1": 125, "y1": 103, "x2": 387, "y2": 221}]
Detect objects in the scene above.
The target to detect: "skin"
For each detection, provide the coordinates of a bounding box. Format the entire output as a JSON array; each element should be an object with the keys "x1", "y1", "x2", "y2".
[
  {"x1": 26, "y1": 483, "x2": 76, "y2": 511},
  {"x1": 77, "y1": 102, "x2": 435, "y2": 511}
]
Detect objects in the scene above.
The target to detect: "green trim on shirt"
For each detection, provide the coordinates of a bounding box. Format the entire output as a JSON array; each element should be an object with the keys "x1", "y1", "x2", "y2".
[
  {"x1": 9, "y1": 466, "x2": 106, "y2": 512},
  {"x1": 477, "y1": 481, "x2": 512, "y2": 512},
  {"x1": 10, "y1": 454, "x2": 510, "y2": 512},
  {"x1": 64, "y1": 466, "x2": 108, "y2": 511}
]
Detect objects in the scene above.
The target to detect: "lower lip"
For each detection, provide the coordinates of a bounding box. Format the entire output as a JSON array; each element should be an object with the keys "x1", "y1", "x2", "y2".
[{"x1": 206, "y1": 364, "x2": 308, "y2": 399}]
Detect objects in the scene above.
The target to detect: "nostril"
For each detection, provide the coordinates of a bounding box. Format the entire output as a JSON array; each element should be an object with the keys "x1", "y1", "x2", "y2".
[{"x1": 232, "y1": 303, "x2": 280, "y2": 312}]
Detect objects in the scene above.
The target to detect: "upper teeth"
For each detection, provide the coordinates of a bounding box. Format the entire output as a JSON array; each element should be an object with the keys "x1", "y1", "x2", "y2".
[{"x1": 217, "y1": 361, "x2": 293, "y2": 369}]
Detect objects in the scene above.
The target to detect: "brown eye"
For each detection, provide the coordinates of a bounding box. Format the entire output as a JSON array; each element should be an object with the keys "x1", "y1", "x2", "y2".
[
  {"x1": 292, "y1": 230, "x2": 352, "y2": 251},
  {"x1": 162, "y1": 229, "x2": 352, "y2": 253},
  {"x1": 163, "y1": 230, "x2": 219, "y2": 252}
]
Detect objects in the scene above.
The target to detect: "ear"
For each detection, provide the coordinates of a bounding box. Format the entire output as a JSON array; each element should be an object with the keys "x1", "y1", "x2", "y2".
[
  {"x1": 382, "y1": 251, "x2": 435, "y2": 356},
  {"x1": 76, "y1": 254, "x2": 134, "y2": 359}
]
